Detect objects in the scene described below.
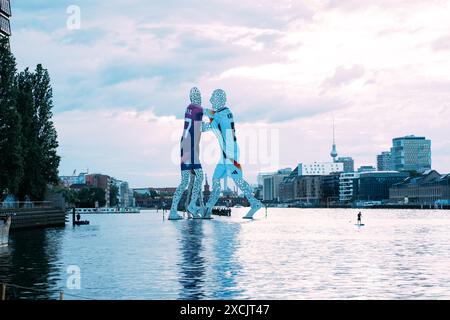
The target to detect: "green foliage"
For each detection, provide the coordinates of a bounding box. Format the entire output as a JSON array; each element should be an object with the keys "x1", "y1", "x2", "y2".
[
  {"x1": 0, "y1": 38, "x2": 23, "y2": 196},
  {"x1": 150, "y1": 189, "x2": 158, "y2": 199},
  {"x1": 16, "y1": 68, "x2": 47, "y2": 200},
  {"x1": 0, "y1": 40, "x2": 61, "y2": 201},
  {"x1": 133, "y1": 189, "x2": 158, "y2": 200},
  {"x1": 61, "y1": 188, "x2": 80, "y2": 206},
  {"x1": 77, "y1": 187, "x2": 106, "y2": 208},
  {"x1": 33, "y1": 64, "x2": 60, "y2": 185},
  {"x1": 110, "y1": 184, "x2": 119, "y2": 207}
]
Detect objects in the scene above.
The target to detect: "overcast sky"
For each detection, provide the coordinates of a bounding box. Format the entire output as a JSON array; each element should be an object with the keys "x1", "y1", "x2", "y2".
[{"x1": 11, "y1": 0, "x2": 450, "y2": 187}]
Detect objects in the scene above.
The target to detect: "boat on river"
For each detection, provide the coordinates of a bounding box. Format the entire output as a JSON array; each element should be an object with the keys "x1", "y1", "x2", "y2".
[
  {"x1": 212, "y1": 207, "x2": 232, "y2": 217},
  {"x1": 67, "y1": 207, "x2": 141, "y2": 214}
]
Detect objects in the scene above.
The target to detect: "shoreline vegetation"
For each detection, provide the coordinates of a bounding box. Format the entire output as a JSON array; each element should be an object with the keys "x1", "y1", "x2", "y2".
[{"x1": 0, "y1": 38, "x2": 60, "y2": 204}]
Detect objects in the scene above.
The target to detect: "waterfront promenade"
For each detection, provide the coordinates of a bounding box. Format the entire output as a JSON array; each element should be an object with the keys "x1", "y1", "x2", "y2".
[{"x1": 0, "y1": 202, "x2": 66, "y2": 230}]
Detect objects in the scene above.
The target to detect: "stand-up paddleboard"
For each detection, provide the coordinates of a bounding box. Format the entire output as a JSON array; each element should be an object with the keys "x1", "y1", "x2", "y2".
[{"x1": 355, "y1": 223, "x2": 365, "y2": 227}]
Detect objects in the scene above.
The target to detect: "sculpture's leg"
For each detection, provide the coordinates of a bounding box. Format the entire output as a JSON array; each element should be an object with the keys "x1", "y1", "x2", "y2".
[
  {"x1": 187, "y1": 168, "x2": 204, "y2": 219},
  {"x1": 231, "y1": 175, "x2": 263, "y2": 219},
  {"x1": 184, "y1": 171, "x2": 195, "y2": 218},
  {"x1": 169, "y1": 170, "x2": 190, "y2": 220},
  {"x1": 203, "y1": 179, "x2": 221, "y2": 219}
]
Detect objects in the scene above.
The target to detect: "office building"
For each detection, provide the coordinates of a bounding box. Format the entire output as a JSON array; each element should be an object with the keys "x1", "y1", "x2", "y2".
[
  {"x1": 358, "y1": 166, "x2": 376, "y2": 173},
  {"x1": 59, "y1": 172, "x2": 87, "y2": 187},
  {"x1": 321, "y1": 173, "x2": 341, "y2": 204},
  {"x1": 356, "y1": 171, "x2": 409, "y2": 201},
  {"x1": 279, "y1": 167, "x2": 299, "y2": 202},
  {"x1": 336, "y1": 157, "x2": 355, "y2": 173},
  {"x1": 296, "y1": 175, "x2": 323, "y2": 205},
  {"x1": 298, "y1": 162, "x2": 344, "y2": 176},
  {"x1": 391, "y1": 135, "x2": 431, "y2": 172},
  {"x1": 263, "y1": 168, "x2": 292, "y2": 202},
  {"x1": 390, "y1": 170, "x2": 450, "y2": 205},
  {"x1": 0, "y1": 0, "x2": 11, "y2": 39},
  {"x1": 86, "y1": 174, "x2": 111, "y2": 207},
  {"x1": 377, "y1": 151, "x2": 394, "y2": 171}
]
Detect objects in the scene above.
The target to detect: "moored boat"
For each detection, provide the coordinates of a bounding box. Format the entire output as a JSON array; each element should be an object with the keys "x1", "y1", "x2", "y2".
[{"x1": 67, "y1": 207, "x2": 141, "y2": 214}]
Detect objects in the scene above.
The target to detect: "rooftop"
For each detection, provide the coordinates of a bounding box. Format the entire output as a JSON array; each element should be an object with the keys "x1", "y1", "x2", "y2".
[{"x1": 393, "y1": 135, "x2": 427, "y2": 141}]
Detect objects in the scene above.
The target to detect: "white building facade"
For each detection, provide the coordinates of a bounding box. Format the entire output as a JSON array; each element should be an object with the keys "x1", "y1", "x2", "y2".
[
  {"x1": 339, "y1": 172, "x2": 360, "y2": 203},
  {"x1": 298, "y1": 162, "x2": 344, "y2": 176}
]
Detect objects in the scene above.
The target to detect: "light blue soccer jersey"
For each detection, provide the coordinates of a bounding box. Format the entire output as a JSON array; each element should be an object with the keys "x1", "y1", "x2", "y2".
[{"x1": 204, "y1": 107, "x2": 242, "y2": 179}]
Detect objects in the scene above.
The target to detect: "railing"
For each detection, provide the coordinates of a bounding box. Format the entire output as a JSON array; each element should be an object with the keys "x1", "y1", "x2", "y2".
[
  {"x1": 1, "y1": 282, "x2": 95, "y2": 300},
  {"x1": 0, "y1": 201, "x2": 55, "y2": 210}
]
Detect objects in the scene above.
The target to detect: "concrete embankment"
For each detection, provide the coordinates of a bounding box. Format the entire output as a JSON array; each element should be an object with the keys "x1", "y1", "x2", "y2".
[{"x1": 0, "y1": 208, "x2": 66, "y2": 230}]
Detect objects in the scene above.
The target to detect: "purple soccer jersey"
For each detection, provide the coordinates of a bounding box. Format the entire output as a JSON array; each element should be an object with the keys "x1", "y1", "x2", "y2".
[{"x1": 180, "y1": 104, "x2": 203, "y2": 171}]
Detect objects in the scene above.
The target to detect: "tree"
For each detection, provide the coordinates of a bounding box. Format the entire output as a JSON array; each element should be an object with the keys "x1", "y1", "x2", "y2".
[
  {"x1": 0, "y1": 38, "x2": 23, "y2": 197},
  {"x1": 61, "y1": 188, "x2": 79, "y2": 207},
  {"x1": 150, "y1": 189, "x2": 158, "y2": 199},
  {"x1": 77, "y1": 187, "x2": 106, "y2": 208},
  {"x1": 33, "y1": 64, "x2": 60, "y2": 185},
  {"x1": 16, "y1": 68, "x2": 46, "y2": 200},
  {"x1": 110, "y1": 184, "x2": 119, "y2": 207},
  {"x1": 16, "y1": 65, "x2": 61, "y2": 200}
]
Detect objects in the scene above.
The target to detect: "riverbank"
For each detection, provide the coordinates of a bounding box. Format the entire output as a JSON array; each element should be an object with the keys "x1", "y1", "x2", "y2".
[{"x1": 0, "y1": 208, "x2": 66, "y2": 231}]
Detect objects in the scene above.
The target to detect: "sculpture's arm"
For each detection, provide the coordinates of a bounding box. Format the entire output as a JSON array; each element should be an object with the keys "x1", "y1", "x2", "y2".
[
  {"x1": 202, "y1": 122, "x2": 212, "y2": 132},
  {"x1": 202, "y1": 109, "x2": 216, "y2": 132},
  {"x1": 204, "y1": 108, "x2": 215, "y2": 119}
]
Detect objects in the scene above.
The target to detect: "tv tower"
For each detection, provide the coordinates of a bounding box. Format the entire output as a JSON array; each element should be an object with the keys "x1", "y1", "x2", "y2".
[{"x1": 330, "y1": 118, "x2": 338, "y2": 162}]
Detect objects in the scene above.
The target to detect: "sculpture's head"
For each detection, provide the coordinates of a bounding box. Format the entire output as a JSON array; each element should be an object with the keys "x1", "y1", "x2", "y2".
[
  {"x1": 190, "y1": 87, "x2": 202, "y2": 106},
  {"x1": 210, "y1": 89, "x2": 227, "y2": 110}
]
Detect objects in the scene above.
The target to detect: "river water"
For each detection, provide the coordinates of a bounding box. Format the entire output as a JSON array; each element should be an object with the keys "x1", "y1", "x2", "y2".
[{"x1": 1, "y1": 208, "x2": 450, "y2": 300}]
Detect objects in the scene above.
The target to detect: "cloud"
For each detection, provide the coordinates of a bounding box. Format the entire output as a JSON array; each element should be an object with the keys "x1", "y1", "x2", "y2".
[
  {"x1": 10, "y1": 0, "x2": 450, "y2": 186},
  {"x1": 432, "y1": 35, "x2": 450, "y2": 51},
  {"x1": 322, "y1": 65, "x2": 366, "y2": 88}
]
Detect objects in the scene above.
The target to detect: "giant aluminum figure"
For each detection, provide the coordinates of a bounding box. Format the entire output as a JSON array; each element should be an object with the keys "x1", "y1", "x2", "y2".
[
  {"x1": 168, "y1": 88, "x2": 204, "y2": 220},
  {"x1": 202, "y1": 89, "x2": 263, "y2": 219}
]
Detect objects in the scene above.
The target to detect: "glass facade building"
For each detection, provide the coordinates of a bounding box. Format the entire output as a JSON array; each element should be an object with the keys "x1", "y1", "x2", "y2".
[
  {"x1": 391, "y1": 135, "x2": 431, "y2": 172},
  {"x1": 357, "y1": 171, "x2": 409, "y2": 201},
  {"x1": 0, "y1": 0, "x2": 11, "y2": 38},
  {"x1": 377, "y1": 151, "x2": 394, "y2": 171},
  {"x1": 336, "y1": 157, "x2": 355, "y2": 173}
]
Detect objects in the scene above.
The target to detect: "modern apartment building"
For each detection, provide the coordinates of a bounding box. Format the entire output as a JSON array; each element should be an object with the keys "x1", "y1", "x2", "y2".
[{"x1": 339, "y1": 172, "x2": 360, "y2": 203}]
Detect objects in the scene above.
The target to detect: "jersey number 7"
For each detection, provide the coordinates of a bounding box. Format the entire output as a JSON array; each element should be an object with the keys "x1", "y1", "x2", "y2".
[{"x1": 183, "y1": 118, "x2": 192, "y2": 139}]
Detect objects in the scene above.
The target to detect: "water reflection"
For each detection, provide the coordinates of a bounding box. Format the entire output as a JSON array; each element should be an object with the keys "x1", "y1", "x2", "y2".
[
  {"x1": 176, "y1": 219, "x2": 244, "y2": 300},
  {"x1": 177, "y1": 220, "x2": 206, "y2": 300},
  {"x1": 209, "y1": 221, "x2": 244, "y2": 299},
  {"x1": 0, "y1": 228, "x2": 64, "y2": 300}
]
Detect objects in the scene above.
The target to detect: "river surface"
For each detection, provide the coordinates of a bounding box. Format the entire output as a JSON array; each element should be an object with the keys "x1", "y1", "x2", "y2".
[{"x1": 1, "y1": 208, "x2": 450, "y2": 300}]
